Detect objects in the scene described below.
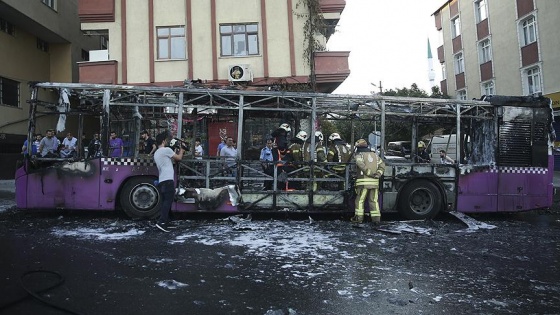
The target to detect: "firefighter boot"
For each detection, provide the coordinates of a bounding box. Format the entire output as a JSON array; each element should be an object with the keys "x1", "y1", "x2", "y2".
[
  {"x1": 350, "y1": 215, "x2": 364, "y2": 224},
  {"x1": 370, "y1": 216, "x2": 381, "y2": 226}
]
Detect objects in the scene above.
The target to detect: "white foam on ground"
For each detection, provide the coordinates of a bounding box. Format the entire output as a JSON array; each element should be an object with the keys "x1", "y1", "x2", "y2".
[
  {"x1": 156, "y1": 279, "x2": 189, "y2": 290},
  {"x1": 0, "y1": 201, "x2": 16, "y2": 213},
  {"x1": 52, "y1": 227, "x2": 145, "y2": 240}
]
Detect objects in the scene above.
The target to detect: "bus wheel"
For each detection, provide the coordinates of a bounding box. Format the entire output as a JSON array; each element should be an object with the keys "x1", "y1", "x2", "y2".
[
  {"x1": 119, "y1": 177, "x2": 160, "y2": 219},
  {"x1": 398, "y1": 180, "x2": 442, "y2": 220}
]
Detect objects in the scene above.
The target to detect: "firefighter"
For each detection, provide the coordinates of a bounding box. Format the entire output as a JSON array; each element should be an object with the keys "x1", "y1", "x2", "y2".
[
  {"x1": 267, "y1": 123, "x2": 291, "y2": 189},
  {"x1": 303, "y1": 131, "x2": 327, "y2": 191},
  {"x1": 271, "y1": 123, "x2": 291, "y2": 153},
  {"x1": 352, "y1": 138, "x2": 385, "y2": 224},
  {"x1": 327, "y1": 133, "x2": 352, "y2": 190},
  {"x1": 415, "y1": 141, "x2": 430, "y2": 163},
  {"x1": 284, "y1": 131, "x2": 308, "y2": 189}
]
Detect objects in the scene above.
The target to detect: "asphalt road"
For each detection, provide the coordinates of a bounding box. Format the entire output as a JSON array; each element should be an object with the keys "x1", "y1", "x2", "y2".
[{"x1": 0, "y1": 179, "x2": 559, "y2": 314}]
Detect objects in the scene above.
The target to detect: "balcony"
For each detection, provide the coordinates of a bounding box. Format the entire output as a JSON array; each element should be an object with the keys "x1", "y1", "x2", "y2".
[
  {"x1": 78, "y1": 60, "x2": 118, "y2": 84},
  {"x1": 480, "y1": 61, "x2": 493, "y2": 82},
  {"x1": 314, "y1": 51, "x2": 350, "y2": 93},
  {"x1": 521, "y1": 42, "x2": 539, "y2": 67},
  {"x1": 319, "y1": 0, "x2": 346, "y2": 13},
  {"x1": 437, "y1": 45, "x2": 444, "y2": 63},
  {"x1": 79, "y1": 0, "x2": 115, "y2": 23}
]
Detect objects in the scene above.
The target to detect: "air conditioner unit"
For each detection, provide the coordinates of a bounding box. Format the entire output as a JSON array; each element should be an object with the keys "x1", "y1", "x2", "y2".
[{"x1": 228, "y1": 64, "x2": 252, "y2": 82}]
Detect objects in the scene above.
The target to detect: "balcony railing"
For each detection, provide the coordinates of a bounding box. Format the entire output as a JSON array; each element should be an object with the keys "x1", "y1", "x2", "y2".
[
  {"x1": 319, "y1": 0, "x2": 346, "y2": 13},
  {"x1": 79, "y1": 0, "x2": 115, "y2": 22},
  {"x1": 314, "y1": 51, "x2": 350, "y2": 83},
  {"x1": 78, "y1": 60, "x2": 118, "y2": 84}
]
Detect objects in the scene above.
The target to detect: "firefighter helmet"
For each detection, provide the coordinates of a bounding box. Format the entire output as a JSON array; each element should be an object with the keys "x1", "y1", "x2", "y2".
[
  {"x1": 279, "y1": 123, "x2": 291, "y2": 132},
  {"x1": 329, "y1": 133, "x2": 341, "y2": 141},
  {"x1": 315, "y1": 131, "x2": 324, "y2": 141},
  {"x1": 355, "y1": 139, "x2": 368, "y2": 148},
  {"x1": 418, "y1": 141, "x2": 426, "y2": 148},
  {"x1": 296, "y1": 131, "x2": 308, "y2": 141}
]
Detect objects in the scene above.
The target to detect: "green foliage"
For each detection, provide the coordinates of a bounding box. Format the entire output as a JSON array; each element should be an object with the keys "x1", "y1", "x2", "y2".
[
  {"x1": 380, "y1": 83, "x2": 450, "y2": 99},
  {"x1": 381, "y1": 83, "x2": 428, "y2": 98},
  {"x1": 328, "y1": 83, "x2": 452, "y2": 145},
  {"x1": 295, "y1": 0, "x2": 327, "y2": 67}
]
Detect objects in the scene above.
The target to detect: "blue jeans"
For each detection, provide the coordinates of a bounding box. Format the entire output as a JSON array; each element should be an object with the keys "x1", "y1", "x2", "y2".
[{"x1": 157, "y1": 180, "x2": 175, "y2": 224}]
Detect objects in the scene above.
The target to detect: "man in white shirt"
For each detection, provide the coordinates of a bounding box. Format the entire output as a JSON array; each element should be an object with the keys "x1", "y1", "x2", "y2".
[
  {"x1": 154, "y1": 132, "x2": 185, "y2": 232},
  {"x1": 60, "y1": 132, "x2": 78, "y2": 158}
]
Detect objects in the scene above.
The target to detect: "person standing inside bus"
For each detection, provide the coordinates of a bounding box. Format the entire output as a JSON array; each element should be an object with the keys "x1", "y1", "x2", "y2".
[
  {"x1": 154, "y1": 132, "x2": 185, "y2": 233},
  {"x1": 260, "y1": 138, "x2": 275, "y2": 190},
  {"x1": 220, "y1": 136, "x2": 237, "y2": 177},
  {"x1": 38, "y1": 129, "x2": 59, "y2": 157},
  {"x1": 88, "y1": 133, "x2": 102, "y2": 158},
  {"x1": 194, "y1": 138, "x2": 204, "y2": 160},
  {"x1": 284, "y1": 131, "x2": 307, "y2": 190},
  {"x1": 22, "y1": 133, "x2": 42, "y2": 157},
  {"x1": 60, "y1": 132, "x2": 78, "y2": 158},
  {"x1": 141, "y1": 130, "x2": 156, "y2": 156},
  {"x1": 109, "y1": 131, "x2": 124, "y2": 157},
  {"x1": 352, "y1": 139, "x2": 385, "y2": 224},
  {"x1": 327, "y1": 133, "x2": 352, "y2": 190},
  {"x1": 216, "y1": 137, "x2": 227, "y2": 156},
  {"x1": 415, "y1": 141, "x2": 430, "y2": 163},
  {"x1": 439, "y1": 149, "x2": 455, "y2": 164}
]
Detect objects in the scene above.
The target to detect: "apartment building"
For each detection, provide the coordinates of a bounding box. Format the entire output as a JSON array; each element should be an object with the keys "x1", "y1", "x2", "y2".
[
  {"x1": 77, "y1": 0, "x2": 349, "y2": 93},
  {"x1": 0, "y1": 0, "x2": 100, "y2": 178},
  {"x1": 432, "y1": 0, "x2": 560, "y2": 107}
]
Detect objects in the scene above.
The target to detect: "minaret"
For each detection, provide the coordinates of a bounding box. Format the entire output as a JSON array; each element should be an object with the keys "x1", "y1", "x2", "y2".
[{"x1": 427, "y1": 38, "x2": 436, "y2": 88}]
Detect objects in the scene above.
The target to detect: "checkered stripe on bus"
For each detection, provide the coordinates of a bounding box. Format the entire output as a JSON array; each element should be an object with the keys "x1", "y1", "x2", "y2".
[
  {"x1": 488, "y1": 166, "x2": 548, "y2": 174},
  {"x1": 101, "y1": 158, "x2": 155, "y2": 166}
]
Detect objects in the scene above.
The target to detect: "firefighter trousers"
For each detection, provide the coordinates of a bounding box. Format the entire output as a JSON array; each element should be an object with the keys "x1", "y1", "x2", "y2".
[{"x1": 354, "y1": 186, "x2": 380, "y2": 218}]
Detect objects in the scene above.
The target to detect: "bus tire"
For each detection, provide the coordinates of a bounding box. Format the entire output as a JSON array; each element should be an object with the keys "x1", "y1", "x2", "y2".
[
  {"x1": 119, "y1": 176, "x2": 160, "y2": 219},
  {"x1": 398, "y1": 180, "x2": 442, "y2": 220}
]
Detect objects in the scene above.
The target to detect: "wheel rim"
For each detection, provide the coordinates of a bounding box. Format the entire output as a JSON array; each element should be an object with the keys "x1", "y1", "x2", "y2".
[
  {"x1": 130, "y1": 184, "x2": 158, "y2": 211},
  {"x1": 408, "y1": 187, "x2": 435, "y2": 215}
]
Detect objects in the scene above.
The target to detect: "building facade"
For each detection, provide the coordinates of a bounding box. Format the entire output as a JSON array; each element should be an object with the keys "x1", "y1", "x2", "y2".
[
  {"x1": 0, "y1": 0, "x2": 100, "y2": 178},
  {"x1": 433, "y1": 0, "x2": 560, "y2": 106},
  {"x1": 77, "y1": 0, "x2": 350, "y2": 93}
]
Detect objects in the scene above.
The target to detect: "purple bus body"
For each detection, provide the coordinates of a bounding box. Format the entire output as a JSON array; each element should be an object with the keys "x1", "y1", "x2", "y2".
[
  {"x1": 16, "y1": 156, "x2": 553, "y2": 215},
  {"x1": 15, "y1": 158, "x2": 238, "y2": 213},
  {"x1": 457, "y1": 155, "x2": 553, "y2": 213}
]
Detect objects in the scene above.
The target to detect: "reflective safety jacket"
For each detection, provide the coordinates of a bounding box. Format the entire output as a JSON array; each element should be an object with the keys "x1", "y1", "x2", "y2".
[
  {"x1": 354, "y1": 148, "x2": 385, "y2": 189},
  {"x1": 286, "y1": 141, "x2": 304, "y2": 162},
  {"x1": 328, "y1": 140, "x2": 352, "y2": 172},
  {"x1": 303, "y1": 142, "x2": 327, "y2": 163}
]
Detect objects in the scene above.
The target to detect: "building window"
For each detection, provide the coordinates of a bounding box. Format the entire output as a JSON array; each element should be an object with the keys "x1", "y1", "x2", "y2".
[
  {"x1": 100, "y1": 36, "x2": 108, "y2": 50},
  {"x1": 37, "y1": 38, "x2": 49, "y2": 52},
  {"x1": 157, "y1": 26, "x2": 186, "y2": 60},
  {"x1": 474, "y1": 0, "x2": 487, "y2": 23},
  {"x1": 454, "y1": 52, "x2": 464, "y2": 74},
  {"x1": 451, "y1": 17, "x2": 461, "y2": 38},
  {"x1": 441, "y1": 63, "x2": 447, "y2": 80},
  {"x1": 220, "y1": 23, "x2": 259, "y2": 57},
  {"x1": 41, "y1": 0, "x2": 56, "y2": 10},
  {"x1": 520, "y1": 16, "x2": 536, "y2": 46},
  {"x1": 0, "y1": 18, "x2": 15, "y2": 36},
  {"x1": 0, "y1": 77, "x2": 20, "y2": 107},
  {"x1": 457, "y1": 90, "x2": 467, "y2": 100},
  {"x1": 81, "y1": 49, "x2": 89, "y2": 61},
  {"x1": 481, "y1": 81, "x2": 495, "y2": 96},
  {"x1": 525, "y1": 67, "x2": 541, "y2": 95},
  {"x1": 478, "y1": 39, "x2": 491, "y2": 64}
]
